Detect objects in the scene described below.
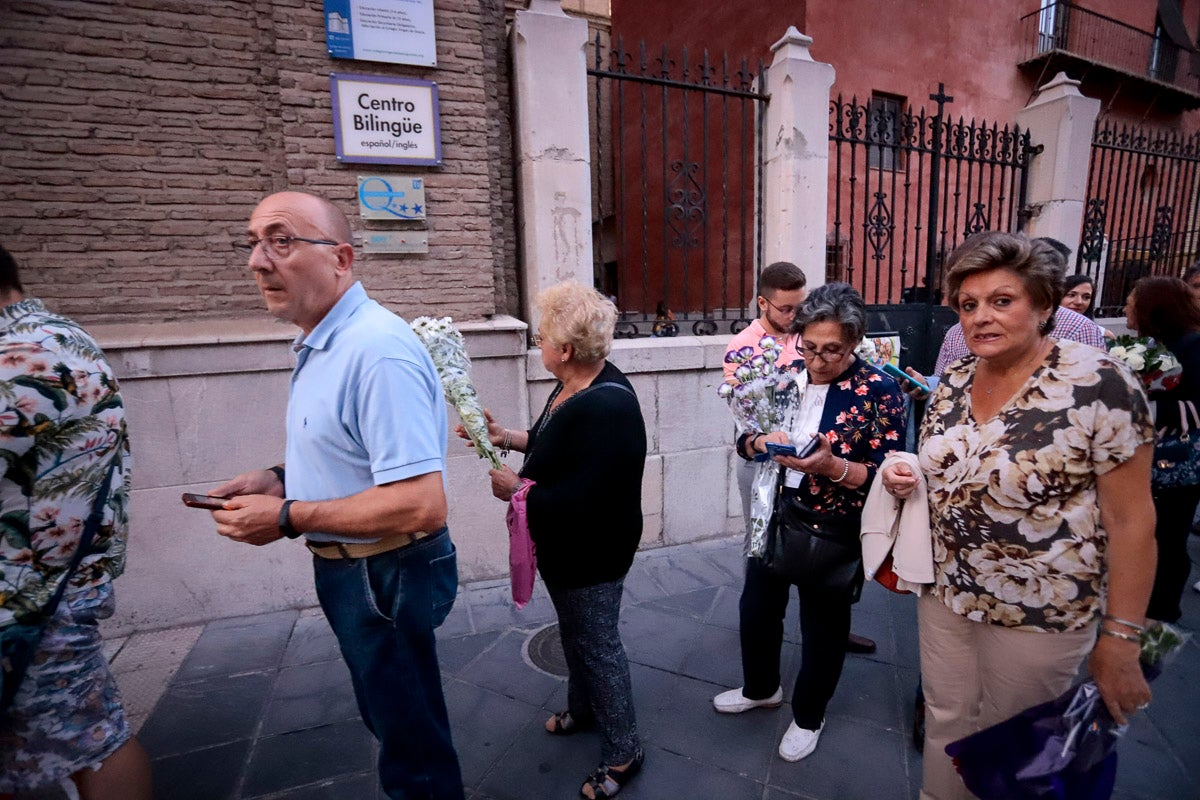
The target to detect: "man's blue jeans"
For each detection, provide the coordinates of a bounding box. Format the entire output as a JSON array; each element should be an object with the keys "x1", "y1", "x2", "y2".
[{"x1": 313, "y1": 527, "x2": 464, "y2": 800}]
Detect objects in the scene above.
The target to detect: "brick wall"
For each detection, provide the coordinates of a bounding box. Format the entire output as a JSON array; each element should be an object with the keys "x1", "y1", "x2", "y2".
[{"x1": 0, "y1": 0, "x2": 517, "y2": 324}]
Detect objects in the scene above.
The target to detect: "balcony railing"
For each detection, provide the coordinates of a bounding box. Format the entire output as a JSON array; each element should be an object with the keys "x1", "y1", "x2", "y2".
[{"x1": 1019, "y1": 1, "x2": 1200, "y2": 98}]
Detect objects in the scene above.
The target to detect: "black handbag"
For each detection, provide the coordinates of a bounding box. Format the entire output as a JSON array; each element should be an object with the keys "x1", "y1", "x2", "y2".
[
  {"x1": 761, "y1": 467, "x2": 865, "y2": 599},
  {"x1": 1, "y1": 452, "x2": 121, "y2": 717}
]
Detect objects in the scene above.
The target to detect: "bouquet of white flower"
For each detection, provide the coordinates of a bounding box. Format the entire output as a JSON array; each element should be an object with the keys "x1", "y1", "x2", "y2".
[
  {"x1": 411, "y1": 316, "x2": 502, "y2": 470},
  {"x1": 1107, "y1": 335, "x2": 1182, "y2": 393},
  {"x1": 718, "y1": 335, "x2": 800, "y2": 556}
]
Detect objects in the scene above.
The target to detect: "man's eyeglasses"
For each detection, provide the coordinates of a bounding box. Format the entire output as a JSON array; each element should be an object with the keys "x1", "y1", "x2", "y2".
[
  {"x1": 234, "y1": 235, "x2": 340, "y2": 259},
  {"x1": 762, "y1": 296, "x2": 797, "y2": 316},
  {"x1": 800, "y1": 343, "x2": 849, "y2": 362}
]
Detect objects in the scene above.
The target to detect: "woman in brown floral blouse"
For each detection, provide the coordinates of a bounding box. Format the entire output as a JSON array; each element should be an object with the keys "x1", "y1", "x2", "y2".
[
  {"x1": 712, "y1": 283, "x2": 907, "y2": 764},
  {"x1": 882, "y1": 232, "x2": 1157, "y2": 800}
]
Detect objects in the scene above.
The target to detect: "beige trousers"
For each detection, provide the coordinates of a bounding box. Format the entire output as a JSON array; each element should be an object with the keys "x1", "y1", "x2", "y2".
[{"x1": 917, "y1": 593, "x2": 1096, "y2": 800}]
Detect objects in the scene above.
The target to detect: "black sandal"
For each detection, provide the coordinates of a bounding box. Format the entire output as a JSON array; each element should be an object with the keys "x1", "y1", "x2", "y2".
[
  {"x1": 580, "y1": 749, "x2": 644, "y2": 799},
  {"x1": 545, "y1": 710, "x2": 595, "y2": 736}
]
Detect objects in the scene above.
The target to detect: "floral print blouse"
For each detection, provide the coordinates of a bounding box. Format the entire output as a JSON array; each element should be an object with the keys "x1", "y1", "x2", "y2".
[
  {"x1": 0, "y1": 299, "x2": 130, "y2": 629},
  {"x1": 919, "y1": 339, "x2": 1153, "y2": 632},
  {"x1": 738, "y1": 357, "x2": 907, "y2": 518}
]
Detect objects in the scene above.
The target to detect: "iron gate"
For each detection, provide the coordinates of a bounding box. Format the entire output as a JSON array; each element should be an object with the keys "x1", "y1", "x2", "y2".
[
  {"x1": 829, "y1": 84, "x2": 1038, "y2": 373},
  {"x1": 587, "y1": 35, "x2": 767, "y2": 337},
  {"x1": 1077, "y1": 120, "x2": 1200, "y2": 315}
]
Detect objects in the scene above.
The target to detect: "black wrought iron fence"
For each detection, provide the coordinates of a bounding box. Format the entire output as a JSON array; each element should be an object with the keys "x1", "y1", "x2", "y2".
[
  {"x1": 828, "y1": 85, "x2": 1037, "y2": 305},
  {"x1": 1077, "y1": 120, "x2": 1200, "y2": 314},
  {"x1": 587, "y1": 34, "x2": 767, "y2": 337}
]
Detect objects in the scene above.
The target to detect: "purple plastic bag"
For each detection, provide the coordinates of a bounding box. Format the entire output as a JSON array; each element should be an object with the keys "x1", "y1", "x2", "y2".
[{"x1": 945, "y1": 680, "x2": 1121, "y2": 800}]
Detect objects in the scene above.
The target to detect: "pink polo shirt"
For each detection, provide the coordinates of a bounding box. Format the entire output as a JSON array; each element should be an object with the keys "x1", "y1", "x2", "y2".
[{"x1": 723, "y1": 319, "x2": 801, "y2": 381}]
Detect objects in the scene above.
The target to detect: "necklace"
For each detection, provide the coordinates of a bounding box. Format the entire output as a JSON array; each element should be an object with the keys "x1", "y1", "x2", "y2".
[{"x1": 973, "y1": 338, "x2": 1051, "y2": 399}]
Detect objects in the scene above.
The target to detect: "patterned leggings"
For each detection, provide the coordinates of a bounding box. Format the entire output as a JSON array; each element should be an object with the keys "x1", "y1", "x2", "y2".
[{"x1": 548, "y1": 579, "x2": 641, "y2": 765}]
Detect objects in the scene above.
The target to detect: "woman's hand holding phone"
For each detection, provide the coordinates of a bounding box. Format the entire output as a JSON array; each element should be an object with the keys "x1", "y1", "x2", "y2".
[{"x1": 768, "y1": 433, "x2": 832, "y2": 473}]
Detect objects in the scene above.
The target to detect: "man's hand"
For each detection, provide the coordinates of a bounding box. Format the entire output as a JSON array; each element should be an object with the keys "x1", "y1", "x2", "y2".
[
  {"x1": 212, "y1": 468, "x2": 284, "y2": 500},
  {"x1": 212, "y1": 494, "x2": 287, "y2": 546},
  {"x1": 899, "y1": 367, "x2": 931, "y2": 400}
]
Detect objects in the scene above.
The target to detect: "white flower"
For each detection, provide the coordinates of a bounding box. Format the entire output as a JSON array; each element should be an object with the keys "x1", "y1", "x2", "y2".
[
  {"x1": 854, "y1": 336, "x2": 877, "y2": 361},
  {"x1": 1126, "y1": 353, "x2": 1146, "y2": 371},
  {"x1": 411, "y1": 316, "x2": 501, "y2": 470}
]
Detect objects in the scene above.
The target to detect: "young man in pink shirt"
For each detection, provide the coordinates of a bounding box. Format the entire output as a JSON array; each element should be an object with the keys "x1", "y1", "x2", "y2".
[{"x1": 723, "y1": 262, "x2": 807, "y2": 382}]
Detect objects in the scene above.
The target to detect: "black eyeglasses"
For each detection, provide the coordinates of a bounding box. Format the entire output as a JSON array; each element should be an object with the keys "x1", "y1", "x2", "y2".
[
  {"x1": 762, "y1": 296, "x2": 797, "y2": 316},
  {"x1": 799, "y1": 343, "x2": 849, "y2": 362},
  {"x1": 234, "y1": 235, "x2": 340, "y2": 259}
]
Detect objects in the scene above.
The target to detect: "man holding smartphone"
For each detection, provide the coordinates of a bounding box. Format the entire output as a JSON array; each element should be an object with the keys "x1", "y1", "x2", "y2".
[{"x1": 209, "y1": 191, "x2": 464, "y2": 800}]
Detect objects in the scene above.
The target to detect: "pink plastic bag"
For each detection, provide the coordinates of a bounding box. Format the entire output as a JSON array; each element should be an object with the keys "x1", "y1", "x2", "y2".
[{"x1": 506, "y1": 479, "x2": 537, "y2": 609}]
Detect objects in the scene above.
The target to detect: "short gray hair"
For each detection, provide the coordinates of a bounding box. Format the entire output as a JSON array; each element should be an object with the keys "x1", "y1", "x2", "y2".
[{"x1": 790, "y1": 282, "x2": 867, "y2": 344}]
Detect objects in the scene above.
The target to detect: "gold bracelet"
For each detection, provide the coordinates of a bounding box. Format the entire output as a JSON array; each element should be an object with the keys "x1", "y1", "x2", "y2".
[
  {"x1": 500, "y1": 429, "x2": 512, "y2": 457},
  {"x1": 1099, "y1": 627, "x2": 1141, "y2": 644}
]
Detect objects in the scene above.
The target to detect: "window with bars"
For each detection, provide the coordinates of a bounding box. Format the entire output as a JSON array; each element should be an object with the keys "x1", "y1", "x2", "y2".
[{"x1": 867, "y1": 92, "x2": 904, "y2": 171}]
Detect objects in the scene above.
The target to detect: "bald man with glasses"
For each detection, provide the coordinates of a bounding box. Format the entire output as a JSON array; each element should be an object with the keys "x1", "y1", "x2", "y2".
[{"x1": 210, "y1": 191, "x2": 465, "y2": 800}]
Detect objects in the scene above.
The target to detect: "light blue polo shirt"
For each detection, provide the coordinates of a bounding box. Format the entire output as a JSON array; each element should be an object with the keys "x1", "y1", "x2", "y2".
[{"x1": 285, "y1": 281, "x2": 447, "y2": 543}]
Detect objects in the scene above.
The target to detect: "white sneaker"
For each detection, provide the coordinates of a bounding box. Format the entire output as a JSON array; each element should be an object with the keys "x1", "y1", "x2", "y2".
[
  {"x1": 778, "y1": 720, "x2": 823, "y2": 762},
  {"x1": 712, "y1": 686, "x2": 783, "y2": 714}
]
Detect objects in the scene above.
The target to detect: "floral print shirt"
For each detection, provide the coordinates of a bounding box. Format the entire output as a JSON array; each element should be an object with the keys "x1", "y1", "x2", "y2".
[
  {"x1": 919, "y1": 339, "x2": 1153, "y2": 632},
  {"x1": 0, "y1": 300, "x2": 130, "y2": 629},
  {"x1": 739, "y1": 357, "x2": 907, "y2": 518}
]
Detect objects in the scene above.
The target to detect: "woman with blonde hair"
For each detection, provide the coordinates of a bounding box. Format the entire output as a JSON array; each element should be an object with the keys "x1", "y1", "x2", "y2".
[{"x1": 467, "y1": 282, "x2": 647, "y2": 799}]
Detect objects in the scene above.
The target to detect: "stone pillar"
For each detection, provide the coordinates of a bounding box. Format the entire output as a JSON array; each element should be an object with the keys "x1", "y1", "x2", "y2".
[
  {"x1": 510, "y1": 0, "x2": 594, "y2": 327},
  {"x1": 762, "y1": 27, "x2": 836, "y2": 289},
  {"x1": 1015, "y1": 72, "x2": 1101, "y2": 260}
]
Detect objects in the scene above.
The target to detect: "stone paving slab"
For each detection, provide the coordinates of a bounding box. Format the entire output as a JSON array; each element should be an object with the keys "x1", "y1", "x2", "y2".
[{"x1": 11, "y1": 534, "x2": 1200, "y2": 800}]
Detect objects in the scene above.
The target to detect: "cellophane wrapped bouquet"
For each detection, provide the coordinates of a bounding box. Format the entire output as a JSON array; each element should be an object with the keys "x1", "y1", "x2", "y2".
[
  {"x1": 1108, "y1": 335, "x2": 1181, "y2": 393},
  {"x1": 411, "y1": 316, "x2": 502, "y2": 470},
  {"x1": 717, "y1": 335, "x2": 800, "y2": 557}
]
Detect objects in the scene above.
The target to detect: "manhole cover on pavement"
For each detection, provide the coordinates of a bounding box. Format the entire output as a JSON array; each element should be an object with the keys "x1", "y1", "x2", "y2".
[{"x1": 525, "y1": 623, "x2": 570, "y2": 677}]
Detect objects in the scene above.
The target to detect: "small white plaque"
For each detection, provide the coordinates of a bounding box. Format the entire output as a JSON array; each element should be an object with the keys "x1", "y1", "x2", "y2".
[{"x1": 361, "y1": 230, "x2": 429, "y2": 253}]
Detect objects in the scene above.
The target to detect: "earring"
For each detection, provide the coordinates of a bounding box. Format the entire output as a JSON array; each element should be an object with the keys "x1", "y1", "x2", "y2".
[{"x1": 561, "y1": 355, "x2": 568, "y2": 362}]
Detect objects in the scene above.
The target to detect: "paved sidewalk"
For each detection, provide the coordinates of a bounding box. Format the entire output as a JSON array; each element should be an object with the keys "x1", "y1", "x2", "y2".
[{"x1": 20, "y1": 535, "x2": 1200, "y2": 799}]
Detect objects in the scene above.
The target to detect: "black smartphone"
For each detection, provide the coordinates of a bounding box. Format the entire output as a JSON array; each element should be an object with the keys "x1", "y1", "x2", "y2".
[
  {"x1": 181, "y1": 493, "x2": 230, "y2": 510},
  {"x1": 795, "y1": 434, "x2": 822, "y2": 459}
]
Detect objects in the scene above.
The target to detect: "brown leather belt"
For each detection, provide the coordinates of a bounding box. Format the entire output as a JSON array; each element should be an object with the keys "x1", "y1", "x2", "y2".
[{"x1": 306, "y1": 530, "x2": 431, "y2": 560}]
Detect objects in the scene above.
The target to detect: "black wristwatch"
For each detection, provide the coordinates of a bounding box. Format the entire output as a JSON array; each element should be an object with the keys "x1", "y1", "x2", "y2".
[
  {"x1": 278, "y1": 499, "x2": 301, "y2": 539},
  {"x1": 268, "y1": 465, "x2": 286, "y2": 491}
]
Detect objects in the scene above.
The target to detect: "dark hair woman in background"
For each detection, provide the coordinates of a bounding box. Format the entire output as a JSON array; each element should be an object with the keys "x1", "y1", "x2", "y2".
[{"x1": 1125, "y1": 275, "x2": 1200, "y2": 623}]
